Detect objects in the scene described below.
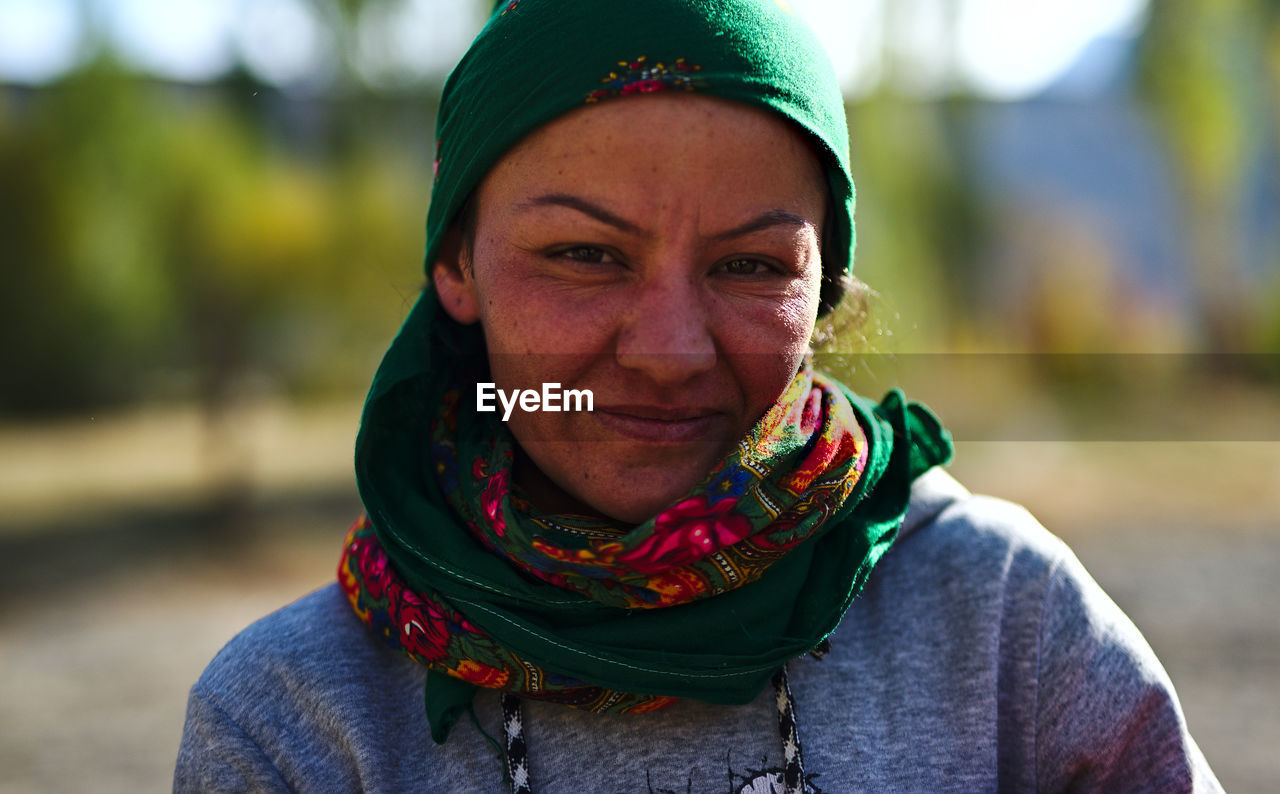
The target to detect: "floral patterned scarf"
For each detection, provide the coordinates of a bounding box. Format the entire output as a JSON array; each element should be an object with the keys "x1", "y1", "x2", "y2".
[
  {"x1": 345, "y1": 346, "x2": 950, "y2": 742},
  {"x1": 434, "y1": 365, "x2": 867, "y2": 610}
]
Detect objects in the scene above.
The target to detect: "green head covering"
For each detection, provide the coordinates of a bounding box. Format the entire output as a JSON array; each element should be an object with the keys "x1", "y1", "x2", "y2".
[{"x1": 426, "y1": 0, "x2": 854, "y2": 313}]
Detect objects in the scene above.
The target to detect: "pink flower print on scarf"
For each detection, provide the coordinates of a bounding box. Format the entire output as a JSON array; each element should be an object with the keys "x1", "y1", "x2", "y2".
[{"x1": 617, "y1": 495, "x2": 752, "y2": 574}]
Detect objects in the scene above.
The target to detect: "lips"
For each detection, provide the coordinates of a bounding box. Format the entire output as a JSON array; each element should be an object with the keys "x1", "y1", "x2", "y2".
[{"x1": 593, "y1": 404, "x2": 724, "y2": 444}]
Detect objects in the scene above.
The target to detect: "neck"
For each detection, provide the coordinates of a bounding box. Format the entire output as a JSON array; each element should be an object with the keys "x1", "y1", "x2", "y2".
[{"x1": 512, "y1": 447, "x2": 614, "y2": 521}]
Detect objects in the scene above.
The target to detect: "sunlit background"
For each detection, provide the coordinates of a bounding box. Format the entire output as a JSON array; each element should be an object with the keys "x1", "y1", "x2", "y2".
[{"x1": 1, "y1": 1, "x2": 1277, "y2": 791}]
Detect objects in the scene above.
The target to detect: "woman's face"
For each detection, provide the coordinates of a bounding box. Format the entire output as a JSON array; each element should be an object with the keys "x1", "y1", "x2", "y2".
[{"x1": 435, "y1": 93, "x2": 827, "y2": 523}]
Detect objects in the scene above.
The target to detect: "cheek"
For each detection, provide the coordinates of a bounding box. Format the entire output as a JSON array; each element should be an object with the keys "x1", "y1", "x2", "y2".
[
  {"x1": 717, "y1": 308, "x2": 814, "y2": 420},
  {"x1": 783, "y1": 267, "x2": 824, "y2": 341},
  {"x1": 732, "y1": 273, "x2": 818, "y2": 385},
  {"x1": 714, "y1": 285, "x2": 818, "y2": 356},
  {"x1": 729, "y1": 350, "x2": 805, "y2": 418},
  {"x1": 472, "y1": 263, "x2": 618, "y2": 359},
  {"x1": 473, "y1": 289, "x2": 607, "y2": 419}
]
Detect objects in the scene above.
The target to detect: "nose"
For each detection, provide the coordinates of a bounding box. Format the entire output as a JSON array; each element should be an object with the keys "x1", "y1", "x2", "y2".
[{"x1": 615, "y1": 277, "x2": 716, "y2": 385}]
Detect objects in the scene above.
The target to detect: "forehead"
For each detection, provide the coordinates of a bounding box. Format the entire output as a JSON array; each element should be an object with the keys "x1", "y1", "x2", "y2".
[{"x1": 476, "y1": 93, "x2": 828, "y2": 220}]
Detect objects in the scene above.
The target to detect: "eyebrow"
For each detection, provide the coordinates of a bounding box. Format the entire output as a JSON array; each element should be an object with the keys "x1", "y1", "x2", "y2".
[
  {"x1": 517, "y1": 193, "x2": 815, "y2": 241},
  {"x1": 518, "y1": 194, "x2": 644, "y2": 235},
  {"x1": 708, "y1": 209, "x2": 814, "y2": 242}
]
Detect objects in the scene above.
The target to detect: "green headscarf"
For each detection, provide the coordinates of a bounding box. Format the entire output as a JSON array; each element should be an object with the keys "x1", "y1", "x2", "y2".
[{"x1": 426, "y1": 0, "x2": 855, "y2": 313}]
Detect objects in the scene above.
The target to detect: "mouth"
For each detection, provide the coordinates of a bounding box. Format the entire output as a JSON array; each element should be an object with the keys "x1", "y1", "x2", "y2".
[{"x1": 593, "y1": 405, "x2": 723, "y2": 444}]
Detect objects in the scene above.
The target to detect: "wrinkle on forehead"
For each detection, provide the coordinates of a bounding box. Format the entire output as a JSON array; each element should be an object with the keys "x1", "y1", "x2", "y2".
[{"x1": 479, "y1": 93, "x2": 828, "y2": 239}]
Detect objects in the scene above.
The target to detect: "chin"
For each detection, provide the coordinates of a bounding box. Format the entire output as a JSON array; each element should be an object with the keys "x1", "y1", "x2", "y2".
[
  {"x1": 597, "y1": 495, "x2": 678, "y2": 526},
  {"x1": 517, "y1": 427, "x2": 732, "y2": 524},
  {"x1": 572, "y1": 469, "x2": 704, "y2": 525}
]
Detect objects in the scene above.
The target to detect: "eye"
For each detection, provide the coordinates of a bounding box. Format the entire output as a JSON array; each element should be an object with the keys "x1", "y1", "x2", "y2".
[
  {"x1": 719, "y1": 257, "x2": 773, "y2": 276},
  {"x1": 556, "y1": 246, "x2": 617, "y2": 265}
]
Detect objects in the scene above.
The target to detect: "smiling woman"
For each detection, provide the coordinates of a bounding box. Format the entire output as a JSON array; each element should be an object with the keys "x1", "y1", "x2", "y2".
[
  {"x1": 175, "y1": 1, "x2": 1220, "y2": 792},
  {"x1": 435, "y1": 95, "x2": 828, "y2": 522}
]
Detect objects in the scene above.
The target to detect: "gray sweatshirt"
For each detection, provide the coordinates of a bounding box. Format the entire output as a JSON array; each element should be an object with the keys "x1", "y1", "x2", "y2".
[{"x1": 175, "y1": 470, "x2": 1222, "y2": 792}]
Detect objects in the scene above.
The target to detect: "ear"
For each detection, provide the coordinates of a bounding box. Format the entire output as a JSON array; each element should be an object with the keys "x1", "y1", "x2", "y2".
[{"x1": 431, "y1": 225, "x2": 481, "y2": 324}]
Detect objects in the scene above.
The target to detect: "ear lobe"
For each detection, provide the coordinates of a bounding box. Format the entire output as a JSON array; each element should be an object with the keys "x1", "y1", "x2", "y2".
[{"x1": 431, "y1": 226, "x2": 481, "y2": 324}]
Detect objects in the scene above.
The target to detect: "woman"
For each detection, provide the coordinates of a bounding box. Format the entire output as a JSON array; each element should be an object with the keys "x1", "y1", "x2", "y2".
[{"x1": 176, "y1": 1, "x2": 1221, "y2": 791}]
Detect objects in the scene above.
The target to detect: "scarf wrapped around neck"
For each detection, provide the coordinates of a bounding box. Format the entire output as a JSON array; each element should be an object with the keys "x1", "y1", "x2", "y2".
[{"x1": 345, "y1": 299, "x2": 951, "y2": 743}]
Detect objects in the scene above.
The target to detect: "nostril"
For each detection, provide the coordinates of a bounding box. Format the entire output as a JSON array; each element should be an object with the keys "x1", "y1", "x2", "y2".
[
  {"x1": 616, "y1": 330, "x2": 717, "y2": 384},
  {"x1": 614, "y1": 283, "x2": 718, "y2": 381}
]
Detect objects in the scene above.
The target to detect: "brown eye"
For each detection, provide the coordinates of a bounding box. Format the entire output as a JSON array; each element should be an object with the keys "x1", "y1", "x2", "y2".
[
  {"x1": 559, "y1": 246, "x2": 616, "y2": 264},
  {"x1": 720, "y1": 258, "x2": 769, "y2": 275}
]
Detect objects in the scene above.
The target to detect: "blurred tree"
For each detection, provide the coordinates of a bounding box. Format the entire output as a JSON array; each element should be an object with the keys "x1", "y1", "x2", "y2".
[
  {"x1": 0, "y1": 62, "x2": 178, "y2": 413},
  {"x1": 841, "y1": 0, "x2": 988, "y2": 354},
  {"x1": 1259, "y1": 0, "x2": 1280, "y2": 355},
  {"x1": 1136, "y1": 0, "x2": 1275, "y2": 355},
  {"x1": 0, "y1": 57, "x2": 428, "y2": 420},
  {"x1": 847, "y1": 94, "x2": 986, "y2": 351},
  {"x1": 305, "y1": 0, "x2": 393, "y2": 86}
]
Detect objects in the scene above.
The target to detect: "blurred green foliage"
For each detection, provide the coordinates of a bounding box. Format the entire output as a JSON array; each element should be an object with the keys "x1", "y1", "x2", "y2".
[
  {"x1": 1136, "y1": 0, "x2": 1280, "y2": 354},
  {"x1": 0, "y1": 60, "x2": 432, "y2": 414},
  {"x1": 842, "y1": 94, "x2": 985, "y2": 351}
]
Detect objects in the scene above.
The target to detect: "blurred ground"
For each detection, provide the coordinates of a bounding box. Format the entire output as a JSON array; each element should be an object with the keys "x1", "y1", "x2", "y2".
[{"x1": 0, "y1": 401, "x2": 1277, "y2": 793}]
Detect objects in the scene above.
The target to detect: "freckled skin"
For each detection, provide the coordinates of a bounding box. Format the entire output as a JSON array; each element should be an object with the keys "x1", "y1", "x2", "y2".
[{"x1": 434, "y1": 94, "x2": 827, "y2": 524}]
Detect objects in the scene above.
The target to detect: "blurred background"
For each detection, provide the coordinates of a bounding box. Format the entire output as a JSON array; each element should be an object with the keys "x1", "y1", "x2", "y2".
[{"x1": 0, "y1": 0, "x2": 1277, "y2": 791}]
